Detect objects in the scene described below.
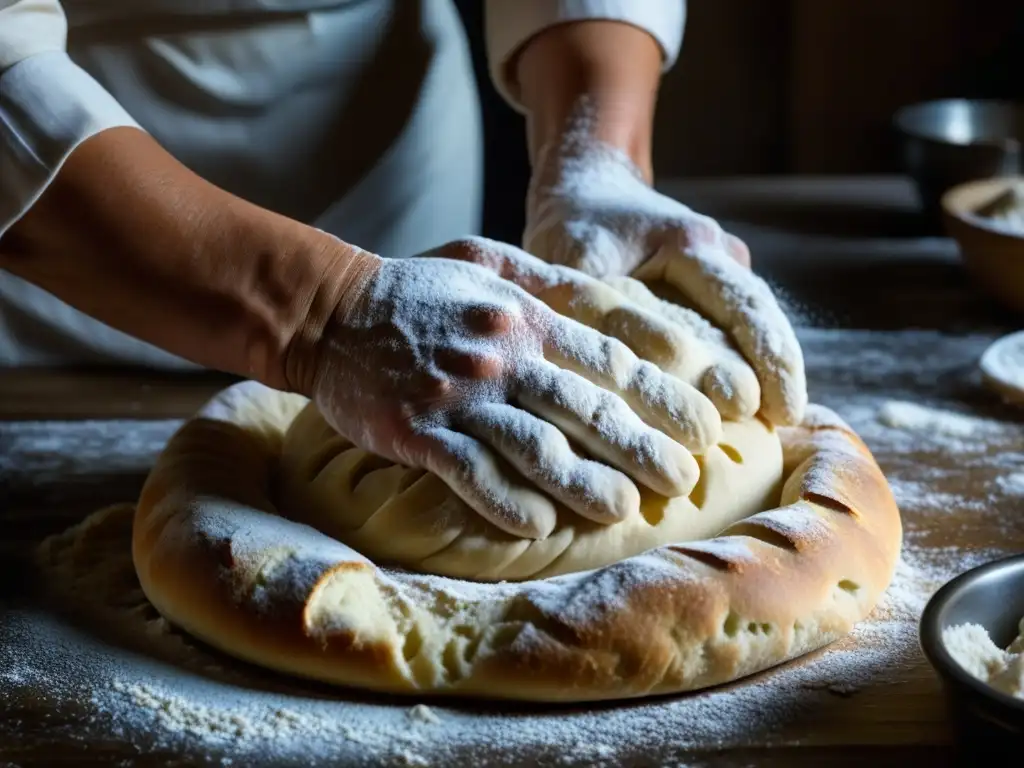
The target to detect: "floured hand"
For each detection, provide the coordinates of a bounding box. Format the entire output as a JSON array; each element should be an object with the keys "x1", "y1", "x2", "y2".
[
  {"x1": 305, "y1": 240, "x2": 721, "y2": 539},
  {"x1": 524, "y1": 136, "x2": 807, "y2": 426},
  {"x1": 431, "y1": 237, "x2": 763, "y2": 424}
]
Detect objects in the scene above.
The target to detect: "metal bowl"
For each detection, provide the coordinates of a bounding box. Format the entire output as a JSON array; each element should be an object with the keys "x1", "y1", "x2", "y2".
[
  {"x1": 894, "y1": 99, "x2": 1024, "y2": 224},
  {"x1": 919, "y1": 553, "x2": 1024, "y2": 756}
]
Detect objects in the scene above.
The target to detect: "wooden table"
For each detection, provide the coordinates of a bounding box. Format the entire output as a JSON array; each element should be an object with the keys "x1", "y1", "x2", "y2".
[{"x1": 2, "y1": 176, "x2": 1022, "y2": 767}]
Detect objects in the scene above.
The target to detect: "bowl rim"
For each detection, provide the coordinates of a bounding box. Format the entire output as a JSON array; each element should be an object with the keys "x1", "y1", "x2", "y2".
[
  {"x1": 893, "y1": 98, "x2": 1024, "y2": 149},
  {"x1": 940, "y1": 175, "x2": 1024, "y2": 239},
  {"x1": 919, "y1": 551, "x2": 1024, "y2": 713}
]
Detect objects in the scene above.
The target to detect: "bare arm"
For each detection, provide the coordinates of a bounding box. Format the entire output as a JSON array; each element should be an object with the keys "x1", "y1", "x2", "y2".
[
  {"x1": 0, "y1": 127, "x2": 373, "y2": 394},
  {"x1": 514, "y1": 20, "x2": 663, "y2": 182}
]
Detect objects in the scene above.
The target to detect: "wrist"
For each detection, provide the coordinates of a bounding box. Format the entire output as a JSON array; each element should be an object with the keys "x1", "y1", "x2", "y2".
[
  {"x1": 277, "y1": 238, "x2": 382, "y2": 398},
  {"x1": 516, "y1": 21, "x2": 659, "y2": 182},
  {"x1": 1, "y1": 126, "x2": 381, "y2": 394},
  {"x1": 531, "y1": 94, "x2": 654, "y2": 184}
]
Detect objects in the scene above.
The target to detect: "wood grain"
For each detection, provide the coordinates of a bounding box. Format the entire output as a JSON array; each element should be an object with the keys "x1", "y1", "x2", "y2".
[{"x1": 0, "y1": 368, "x2": 237, "y2": 421}]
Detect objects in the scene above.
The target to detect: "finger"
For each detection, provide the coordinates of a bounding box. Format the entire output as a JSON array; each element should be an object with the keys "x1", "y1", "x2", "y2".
[
  {"x1": 540, "y1": 312, "x2": 722, "y2": 453},
  {"x1": 701, "y1": 360, "x2": 761, "y2": 421},
  {"x1": 426, "y1": 236, "x2": 561, "y2": 295},
  {"x1": 648, "y1": 241, "x2": 807, "y2": 425},
  {"x1": 462, "y1": 304, "x2": 516, "y2": 336},
  {"x1": 457, "y1": 402, "x2": 640, "y2": 525},
  {"x1": 403, "y1": 427, "x2": 557, "y2": 539},
  {"x1": 515, "y1": 360, "x2": 700, "y2": 498},
  {"x1": 604, "y1": 276, "x2": 761, "y2": 420},
  {"x1": 725, "y1": 234, "x2": 752, "y2": 269}
]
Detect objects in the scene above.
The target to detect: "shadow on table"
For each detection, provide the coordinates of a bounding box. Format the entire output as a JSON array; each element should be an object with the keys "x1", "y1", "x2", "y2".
[
  {"x1": 710, "y1": 200, "x2": 937, "y2": 239},
  {"x1": 767, "y1": 259, "x2": 1012, "y2": 333}
]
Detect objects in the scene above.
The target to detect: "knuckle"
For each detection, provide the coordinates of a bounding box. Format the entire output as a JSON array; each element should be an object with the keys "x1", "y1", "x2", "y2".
[{"x1": 464, "y1": 304, "x2": 517, "y2": 335}]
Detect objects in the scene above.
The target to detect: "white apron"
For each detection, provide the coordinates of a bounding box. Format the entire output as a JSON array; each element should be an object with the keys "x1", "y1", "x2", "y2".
[{"x1": 0, "y1": 0, "x2": 483, "y2": 367}]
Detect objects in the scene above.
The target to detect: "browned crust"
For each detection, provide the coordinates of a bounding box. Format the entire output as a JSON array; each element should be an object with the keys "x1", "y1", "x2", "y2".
[{"x1": 132, "y1": 383, "x2": 901, "y2": 702}]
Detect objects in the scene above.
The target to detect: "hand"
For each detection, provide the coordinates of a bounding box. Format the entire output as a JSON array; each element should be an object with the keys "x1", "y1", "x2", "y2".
[
  {"x1": 302, "y1": 238, "x2": 724, "y2": 540},
  {"x1": 524, "y1": 138, "x2": 807, "y2": 426},
  {"x1": 429, "y1": 237, "x2": 764, "y2": 424}
]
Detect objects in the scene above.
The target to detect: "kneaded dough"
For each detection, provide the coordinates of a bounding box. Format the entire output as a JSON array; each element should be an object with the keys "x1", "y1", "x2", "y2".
[
  {"x1": 129, "y1": 380, "x2": 902, "y2": 702},
  {"x1": 277, "y1": 403, "x2": 783, "y2": 581},
  {"x1": 943, "y1": 616, "x2": 1024, "y2": 699},
  {"x1": 980, "y1": 330, "x2": 1024, "y2": 406},
  {"x1": 277, "y1": 273, "x2": 786, "y2": 582}
]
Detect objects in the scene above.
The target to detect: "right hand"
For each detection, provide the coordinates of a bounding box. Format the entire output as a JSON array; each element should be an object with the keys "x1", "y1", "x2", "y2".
[{"x1": 295, "y1": 237, "x2": 727, "y2": 540}]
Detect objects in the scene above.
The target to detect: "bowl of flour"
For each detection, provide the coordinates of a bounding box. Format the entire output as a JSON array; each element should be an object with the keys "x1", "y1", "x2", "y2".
[
  {"x1": 942, "y1": 177, "x2": 1024, "y2": 315},
  {"x1": 920, "y1": 553, "x2": 1024, "y2": 750}
]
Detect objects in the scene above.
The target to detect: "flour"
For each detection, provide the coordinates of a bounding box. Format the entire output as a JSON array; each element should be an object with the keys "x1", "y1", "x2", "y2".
[
  {"x1": 6, "y1": 327, "x2": 1024, "y2": 765},
  {"x1": 943, "y1": 617, "x2": 1024, "y2": 699},
  {"x1": 0, "y1": 418, "x2": 179, "y2": 497},
  {"x1": 408, "y1": 704, "x2": 441, "y2": 725},
  {"x1": 980, "y1": 182, "x2": 1024, "y2": 235},
  {"x1": 877, "y1": 400, "x2": 1007, "y2": 439},
  {"x1": 853, "y1": 396, "x2": 1024, "y2": 534},
  {"x1": 6, "y1": 538, "x2": 989, "y2": 767}
]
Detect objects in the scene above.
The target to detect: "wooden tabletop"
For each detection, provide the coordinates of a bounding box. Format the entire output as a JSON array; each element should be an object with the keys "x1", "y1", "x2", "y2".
[{"x1": 2, "y1": 176, "x2": 1022, "y2": 767}]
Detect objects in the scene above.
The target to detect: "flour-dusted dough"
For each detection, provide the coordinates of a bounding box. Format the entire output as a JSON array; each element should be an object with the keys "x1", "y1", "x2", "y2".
[
  {"x1": 132, "y1": 381, "x2": 901, "y2": 702},
  {"x1": 980, "y1": 330, "x2": 1024, "y2": 406},
  {"x1": 944, "y1": 617, "x2": 1024, "y2": 699},
  {"x1": 279, "y1": 404, "x2": 782, "y2": 581},
  {"x1": 277, "y1": 273, "x2": 785, "y2": 582}
]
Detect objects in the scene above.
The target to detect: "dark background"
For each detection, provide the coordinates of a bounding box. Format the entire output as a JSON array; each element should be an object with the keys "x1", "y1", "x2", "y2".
[{"x1": 452, "y1": 0, "x2": 1024, "y2": 244}]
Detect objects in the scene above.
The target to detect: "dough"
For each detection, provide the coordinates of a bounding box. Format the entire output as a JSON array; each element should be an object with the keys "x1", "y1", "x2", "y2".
[
  {"x1": 277, "y1": 273, "x2": 785, "y2": 582},
  {"x1": 943, "y1": 617, "x2": 1024, "y2": 699},
  {"x1": 278, "y1": 403, "x2": 783, "y2": 581},
  {"x1": 980, "y1": 330, "x2": 1024, "y2": 406},
  {"x1": 130, "y1": 382, "x2": 902, "y2": 702}
]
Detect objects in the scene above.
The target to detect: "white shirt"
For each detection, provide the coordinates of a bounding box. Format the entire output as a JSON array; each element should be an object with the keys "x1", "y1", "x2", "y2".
[{"x1": 0, "y1": 0, "x2": 685, "y2": 241}]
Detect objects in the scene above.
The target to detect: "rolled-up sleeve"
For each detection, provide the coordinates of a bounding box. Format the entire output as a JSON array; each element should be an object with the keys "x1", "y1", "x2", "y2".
[
  {"x1": 484, "y1": 0, "x2": 686, "y2": 111},
  {"x1": 0, "y1": 0, "x2": 140, "y2": 238}
]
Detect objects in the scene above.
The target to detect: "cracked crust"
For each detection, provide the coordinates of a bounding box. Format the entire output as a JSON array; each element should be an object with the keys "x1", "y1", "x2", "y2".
[{"x1": 132, "y1": 381, "x2": 901, "y2": 702}]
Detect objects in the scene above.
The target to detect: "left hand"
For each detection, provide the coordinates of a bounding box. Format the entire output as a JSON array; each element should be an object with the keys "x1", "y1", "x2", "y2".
[{"x1": 523, "y1": 138, "x2": 807, "y2": 426}]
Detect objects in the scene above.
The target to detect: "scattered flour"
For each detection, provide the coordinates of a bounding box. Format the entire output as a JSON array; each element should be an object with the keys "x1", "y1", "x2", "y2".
[
  {"x1": 994, "y1": 472, "x2": 1024, "y2": 497},
  {"x1": 408, "y1": 704, "x2": 441, "y2": 725},
  {"x1": 5, "y1": 327, "x2": 1024, "y2": 765},
  {"x1": 4, "y1": 527, "x2": 999, "y2": 767},
  {"x1": 878, "y1": 400, "x2": 998, "y2": 438}
]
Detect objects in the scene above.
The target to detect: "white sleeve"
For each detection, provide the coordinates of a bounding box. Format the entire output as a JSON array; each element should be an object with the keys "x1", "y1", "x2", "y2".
[
  {"x1": 0, "y1": 0, "x2": 140, "y2": 239},
  {"x1": 483, "y1": 0, "x2": 687, "y2": 112}
]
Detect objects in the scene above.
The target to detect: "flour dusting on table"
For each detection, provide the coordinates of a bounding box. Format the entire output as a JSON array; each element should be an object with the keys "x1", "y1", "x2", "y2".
[
  {"x1": 4, "y1": 327, "x2": 1024, "y2": 766},
  {"x1": 3, "y1": 536, "x2": 994, "y2": 768}
]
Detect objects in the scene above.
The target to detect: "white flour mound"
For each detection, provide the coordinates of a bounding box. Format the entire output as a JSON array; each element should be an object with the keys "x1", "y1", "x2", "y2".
[
  {"x1": 944, "y1": 617, "x2": 1024, "y2": 699},
  {"x1": 981, "y1": 182, "x2": 1024, "y2": 236}
]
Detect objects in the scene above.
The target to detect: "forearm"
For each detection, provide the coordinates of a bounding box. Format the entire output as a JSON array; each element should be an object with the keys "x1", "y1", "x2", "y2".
[
  {"x1": 0, "y1": 127, "x2": 368, "y2": 393},
  {"x1": 515, "y1": 21, "x2": 663, "y2": 182}
]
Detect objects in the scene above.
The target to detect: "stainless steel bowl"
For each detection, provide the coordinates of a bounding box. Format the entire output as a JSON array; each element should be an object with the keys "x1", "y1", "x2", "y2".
[
  {"x1": 919, "y1": 553, "x2": 1024, "y2": 757},
  {"x1": 894, "y1": 99, "x2": 1024, "y2": 224}
]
